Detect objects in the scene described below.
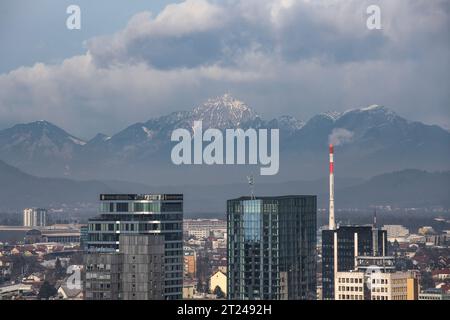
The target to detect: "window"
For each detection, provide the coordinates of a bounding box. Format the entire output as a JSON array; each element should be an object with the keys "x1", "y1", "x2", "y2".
[{"x1": 116, "y1": 203, "x2": 129, "y2": 212}]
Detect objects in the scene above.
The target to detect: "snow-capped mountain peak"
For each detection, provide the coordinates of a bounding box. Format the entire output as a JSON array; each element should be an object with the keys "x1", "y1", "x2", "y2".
[
  {"x1": 320, "y1": 111, "x2": 342, "y2": 121},
  {"x1": 192, "y1": 94, "x2": 258, "y2": 128},
  {"x1": 341, "y1": 104, "x2": 399, "y2": 123},
  {"x1": 361, "y1": 104, "x2": 383, "y2": 111}
]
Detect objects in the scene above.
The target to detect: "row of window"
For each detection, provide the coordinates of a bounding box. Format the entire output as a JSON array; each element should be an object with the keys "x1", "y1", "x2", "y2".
[
  {"x1": 338, "y1": 294, "x2": 364, "y2": 300},
  {"x1": 338, "y1": 277, "x2": 364, "y2": 284},
  {"x1": 100, "y1": 202, "x2": 182, "y2": 213},
  {"x1": 89, "y1": 222, "x2": 182, "y2": 232},
  {"x1": 372, "y1": 287, "x2": 391, "y2": 293},
  {"x1": 337, "y1": 286, "x2": 363, "y2": 292}
]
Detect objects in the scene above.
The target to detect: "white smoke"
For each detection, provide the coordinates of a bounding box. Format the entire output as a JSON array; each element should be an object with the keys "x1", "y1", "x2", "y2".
[{"x1": 328, "y1": 128, "x2": 354, "y2": 146}]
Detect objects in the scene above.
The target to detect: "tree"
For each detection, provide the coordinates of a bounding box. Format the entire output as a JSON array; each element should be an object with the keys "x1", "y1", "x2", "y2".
[
  {"x1": 38, "y1": 281, "x2": 57, "y2": 300},
  {"x1": 213, "y1": 285, "x2": 225, "y2": 299},
  {"x1": 54, "y1": 258, "x2": 66, "y2": 278}
]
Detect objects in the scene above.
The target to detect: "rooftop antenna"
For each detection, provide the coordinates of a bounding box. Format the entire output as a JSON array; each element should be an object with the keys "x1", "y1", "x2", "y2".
[
  {"x1": 247, "y1": 174, "x2": 255, "y2": 200},
  {"x1": 373, "y1": 209, "x2": 377, "y2": 228}
]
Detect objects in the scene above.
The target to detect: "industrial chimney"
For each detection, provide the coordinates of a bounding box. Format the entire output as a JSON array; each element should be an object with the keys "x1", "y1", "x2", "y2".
[{"x1": 329, "y1": 144, "x2": 336, "y2": 230}]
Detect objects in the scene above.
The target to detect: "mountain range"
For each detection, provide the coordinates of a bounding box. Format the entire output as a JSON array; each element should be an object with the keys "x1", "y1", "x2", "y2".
[
  {"x1": 0, "y1": 94, "x2": 449, "y2": 185},
  {"x1": 0, "y1": 157, "x2": 448, "y2": 213}
]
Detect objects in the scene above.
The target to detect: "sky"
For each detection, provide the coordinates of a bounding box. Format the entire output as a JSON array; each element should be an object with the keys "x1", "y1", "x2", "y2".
[{"x1": 0, "y1": 0, "x2": 449, "y2": 139}]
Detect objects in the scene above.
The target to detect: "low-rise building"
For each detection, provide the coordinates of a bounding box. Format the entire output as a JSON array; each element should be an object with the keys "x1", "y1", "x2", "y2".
[
  {"x1": 335, "y1": 271, "x2": 413, "y2": 300},
  {"x1": 58, "y1": 285, "x2": 83, "y2": 300},
  {"x1": 184, "y1": 247, "x2": 197, "y2": 278},
  {"x1": 0, "y1": 283, "x2": 34, "y2": 300},
  {"x1": 419, "y1": 288, "x2": 450, "y2": 300},
  {"x1": 209, "y1": 270, "x2": 227, "y2": 297},
  {"x1": 432, "y1": 269, "x2": 450, "y2": 281},
  {"x1": 183, "y1": 279, "x2": 197, "y2": 299},
  {"x1": 383, "y1": 225, "x2": 409, "y2": 242}
]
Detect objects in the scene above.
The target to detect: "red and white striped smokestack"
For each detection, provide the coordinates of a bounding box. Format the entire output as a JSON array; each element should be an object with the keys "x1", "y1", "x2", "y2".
[{"x1": 329, "y1": 144, "x2": 336, "y2": 230}]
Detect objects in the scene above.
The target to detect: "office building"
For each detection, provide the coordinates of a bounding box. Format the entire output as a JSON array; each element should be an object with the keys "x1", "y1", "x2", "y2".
[
  {"x1": 335, "y1": 255, "x2": 416, "y2": 300},
  {"x1": 354, "y1": 255, "x2": 396, "y2": 274},
  {"x1": 335, "y1": 271, "x2": 412, "y2": 300},
  {"x1": 322, "y1": 225, "x2": 388, "y2": 300},
  {"x1": 87, "y1": 194, "x2": 183, "y2": 299},
  {"x1": 334, "y1": 272, "x2": 366, "y2": 300},
  {"x1": 227, "y1": 195, "x2": 317, "y2": 300},
  {"x1": 23, "y1": 208, "x2": 47, "y2": 227}
]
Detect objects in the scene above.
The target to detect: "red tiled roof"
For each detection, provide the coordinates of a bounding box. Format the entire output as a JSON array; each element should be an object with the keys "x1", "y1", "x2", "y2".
[{"x1": 432, "y1": 269, "x2": 450, "y2": 276}]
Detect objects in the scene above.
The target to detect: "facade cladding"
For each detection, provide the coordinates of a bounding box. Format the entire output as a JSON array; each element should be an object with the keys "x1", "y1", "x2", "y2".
[
  {"x1": 227, "y1": 196, "x2": 317, "y2": 300},
  {"x1": 322, "y1": 226, "x2": 388, "y2": 300},
  {"x1": 87, "y1": 194, "x2": 183, "y2": 300},
  {"x1": 84, "y1": 234, "x2": 165, "y2": 300},
  {"x1": 120, "y1": 234, "x2": 165, "y2": 300},
  {"x1": 84, "y1": 252, "x2": 123, "y2": 300}
]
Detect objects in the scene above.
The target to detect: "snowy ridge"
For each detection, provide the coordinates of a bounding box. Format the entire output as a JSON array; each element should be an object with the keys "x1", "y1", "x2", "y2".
[
  {"x1": 321, "y1": 111, "x2": 342, "y2": 121},
  {"x1": 192, "y1": 94, "x2": 258, "y2": 128}
]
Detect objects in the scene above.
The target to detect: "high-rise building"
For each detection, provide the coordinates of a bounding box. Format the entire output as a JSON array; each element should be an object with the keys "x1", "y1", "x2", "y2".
[
  {"x1": 23, "y1": 208, "x2": 47, "y2": 227},
  {"x1": 86, "y1": 194, "x2": 183, "y2": 300},
  {"x1": 322, "y1": 225, "x2": 388, "y2": 300},
  {"x1": 84, "y1": 234, "x2": 165, "y2": 300},
  {"x1": 227, "y1": 195, "x2": 317, "y2": 300},
  {"x1": 84, "y1": 252, "x2": 123, "y2": 300},
  {"x1": 120, "y1": 234, "x2": 165, "y2": 300}
]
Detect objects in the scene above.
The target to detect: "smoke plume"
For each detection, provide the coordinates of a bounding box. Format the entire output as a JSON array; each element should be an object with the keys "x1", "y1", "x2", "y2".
[{"x1": 328, "y1": 128, "x2": 354, "y2": 146}]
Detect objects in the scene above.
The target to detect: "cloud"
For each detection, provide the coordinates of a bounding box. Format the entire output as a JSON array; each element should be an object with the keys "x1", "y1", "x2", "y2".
[
  {"x1": 0, "y1": 0, "x2": 449, "y2": 137},
  {"x1": 87, "y1": 0, "x2": 227, "y2": 69},
  {"x1": 86, "y1": 0, "x2": 450, "y2": 69}
]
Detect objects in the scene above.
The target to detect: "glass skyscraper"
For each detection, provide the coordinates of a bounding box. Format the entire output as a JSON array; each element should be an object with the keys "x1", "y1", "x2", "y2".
[
  {"x1": 227, "y1": 195, "x2": 317, "y2": 300},
  {"x1": 86, "y1": 194, "x2": 183, "y2": 300}
]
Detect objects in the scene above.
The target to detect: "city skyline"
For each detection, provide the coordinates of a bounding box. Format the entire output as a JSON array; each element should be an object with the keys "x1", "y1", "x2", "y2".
[{"x1": 0, "y1": 0, "x2": 449, "y2": 308}]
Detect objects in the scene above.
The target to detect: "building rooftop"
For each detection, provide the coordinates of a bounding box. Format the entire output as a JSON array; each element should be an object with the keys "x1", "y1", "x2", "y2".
[{"x1": 99, "y1": 194, "x2": 183, "y2": 201}]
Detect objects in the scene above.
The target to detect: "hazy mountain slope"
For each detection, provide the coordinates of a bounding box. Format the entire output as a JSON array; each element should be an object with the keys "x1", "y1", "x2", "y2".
[
  {"x1": 1, "y1": 159, "x2": 448, "y2": 213},
  {"x1": 0, "y1": 159, "x2": 112, "y2": 210}
]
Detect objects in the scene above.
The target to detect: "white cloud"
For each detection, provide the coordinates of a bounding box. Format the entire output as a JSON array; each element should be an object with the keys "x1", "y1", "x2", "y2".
[{"x1": 0, "y1": 0, "x2": 448, "y2": 137}]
